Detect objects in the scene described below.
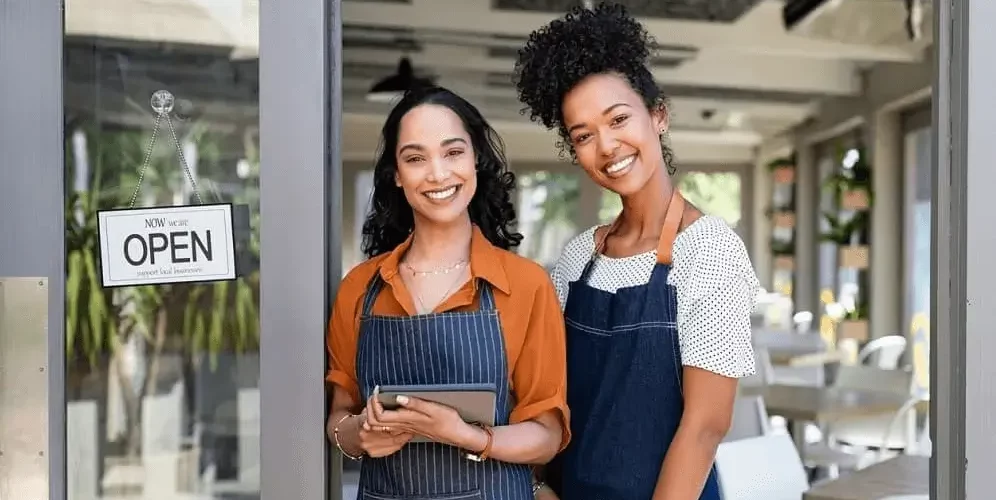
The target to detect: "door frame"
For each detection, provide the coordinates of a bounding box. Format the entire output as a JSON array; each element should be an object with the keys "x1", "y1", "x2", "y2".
[
  {"x1": 0, "y1": 0, "x2": 342, "y2": 498},
  {"x1": 933, "y1": 0, "x2": 996, "y2": 498}
]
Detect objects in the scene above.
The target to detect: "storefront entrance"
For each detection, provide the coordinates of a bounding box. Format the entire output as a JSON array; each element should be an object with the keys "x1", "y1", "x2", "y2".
[{"x1": 0, "y1": 1, "x2": 340, "y2": 498}]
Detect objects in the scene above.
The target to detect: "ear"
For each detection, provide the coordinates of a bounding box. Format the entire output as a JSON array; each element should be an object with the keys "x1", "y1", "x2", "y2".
[
  {"x1": 651, "y1": 103, "x2": 670, "y2": 134},
  {"x1": 394, "y1": 171, "x2": 402, "y2": 187}
]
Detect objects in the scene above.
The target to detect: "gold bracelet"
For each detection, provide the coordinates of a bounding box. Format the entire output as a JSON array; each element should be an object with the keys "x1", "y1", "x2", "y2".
[{"x1": 333, "y1": 413, "x2": 364, "y2": 461}]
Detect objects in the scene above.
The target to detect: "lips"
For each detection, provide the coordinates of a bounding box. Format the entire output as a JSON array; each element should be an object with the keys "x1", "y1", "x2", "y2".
[
  {"x1": 422, "y1": 184, "x2": 461, "y2": 201},
  {"x1": 604, "y1": 155, "x2": 636, "y2": 178}
]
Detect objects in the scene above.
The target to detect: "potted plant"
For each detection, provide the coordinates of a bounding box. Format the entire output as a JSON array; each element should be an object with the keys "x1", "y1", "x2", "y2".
[
  {"x1": 768, "y1": 156, "x2": 796, "y2": 184},
  {"x1": 823, "y1": 146, "x2": 873, "y2": 210}
]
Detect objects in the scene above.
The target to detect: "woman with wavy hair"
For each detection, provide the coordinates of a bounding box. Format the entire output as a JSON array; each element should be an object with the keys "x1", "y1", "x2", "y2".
[
  {"x1": 514, "y1": 3, "x2": 760, "y2": 499},
  {"x1": 325, "y1": 86, "x2": 569, "y2": 500}
]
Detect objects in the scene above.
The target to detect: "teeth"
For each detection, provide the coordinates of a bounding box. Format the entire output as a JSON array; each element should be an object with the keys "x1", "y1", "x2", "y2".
[
  {"x1": 606, "y1": 156, "x2": 635, "y2": 174},
  {"x1": 425, "y1": 186, "x2": 457, "y2": 200}
]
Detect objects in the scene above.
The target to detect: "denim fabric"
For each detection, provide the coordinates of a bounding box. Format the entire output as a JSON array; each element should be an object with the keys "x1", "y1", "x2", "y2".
[
  {"x1": 353, "y1": 277, "x2": 532, "y2": 500},
  {"x1": 550, "y1": 259, "x2": 722, "y2": 500}
]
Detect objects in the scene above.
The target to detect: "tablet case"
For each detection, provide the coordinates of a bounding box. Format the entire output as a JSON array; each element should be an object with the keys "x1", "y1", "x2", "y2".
[{"x1": 376, "y1": 383, "x2": 497, "y2": 444}]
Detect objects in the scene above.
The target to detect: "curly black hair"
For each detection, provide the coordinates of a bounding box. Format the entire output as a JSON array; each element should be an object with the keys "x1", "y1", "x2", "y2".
[
  {"x1": 361, "y1": 86, "x2": 524, "y2": 258},
  {"x1": 513, "y1": 2, "x2": 676, "y2": 173}
]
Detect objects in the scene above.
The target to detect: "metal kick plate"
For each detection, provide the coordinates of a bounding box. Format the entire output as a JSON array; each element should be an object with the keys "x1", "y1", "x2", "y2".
[{"x1": 0, "y1": 278, "x2": 49, "y2": 500}]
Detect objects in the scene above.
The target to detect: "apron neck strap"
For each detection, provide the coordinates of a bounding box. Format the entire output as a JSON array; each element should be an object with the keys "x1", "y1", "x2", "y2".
[{"x1": 656, "y1": 190, "x2": 686, "y2": 265}]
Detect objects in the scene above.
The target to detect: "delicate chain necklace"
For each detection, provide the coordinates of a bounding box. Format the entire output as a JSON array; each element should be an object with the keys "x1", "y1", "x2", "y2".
[
  {"x1": 413, "y1": 268, "x2": 468, "y2": 314},
  {"x1": 402, "y1": 259, "x2": 468, "y2": 277}
]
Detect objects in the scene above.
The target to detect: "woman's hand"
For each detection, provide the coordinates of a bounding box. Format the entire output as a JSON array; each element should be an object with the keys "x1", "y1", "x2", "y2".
[
  {"x1": 372, "y1": 395, "x2": 482, "y2": 451},
  {"x1": 356, "y1": 396, "x2": 415, "y2": 458}
]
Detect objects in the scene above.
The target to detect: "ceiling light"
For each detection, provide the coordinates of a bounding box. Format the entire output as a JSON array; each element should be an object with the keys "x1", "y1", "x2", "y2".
[{"x1": 366, "y1": 57, "x2": 434, "y2": 103}]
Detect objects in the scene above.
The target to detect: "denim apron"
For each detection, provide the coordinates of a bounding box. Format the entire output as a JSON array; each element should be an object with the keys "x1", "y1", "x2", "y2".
[
  {"x1": 550, "y1": 193, "x2": 722, "y2": 500},
  {"x1": 353, "y1": 275, "x2": 533, "y2": 500}
]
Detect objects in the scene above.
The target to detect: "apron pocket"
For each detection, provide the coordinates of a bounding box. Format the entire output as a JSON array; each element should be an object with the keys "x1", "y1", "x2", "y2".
[{"x1": 361, "y1": 489, "x2": 483, "y2": 500}]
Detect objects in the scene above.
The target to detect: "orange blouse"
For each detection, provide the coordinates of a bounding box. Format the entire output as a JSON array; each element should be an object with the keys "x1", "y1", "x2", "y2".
[{"x1": 326, "y1": 226, "x2": 570, "y2": 450}]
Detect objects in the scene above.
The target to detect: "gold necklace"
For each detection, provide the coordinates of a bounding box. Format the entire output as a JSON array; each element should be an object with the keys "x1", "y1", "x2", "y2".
[
  {"x1": 402, "y1": 259, "x2": 468, "y2": 277},
  {"x1": 412, "y1": 267, "x2": 468, "y2": 314}
]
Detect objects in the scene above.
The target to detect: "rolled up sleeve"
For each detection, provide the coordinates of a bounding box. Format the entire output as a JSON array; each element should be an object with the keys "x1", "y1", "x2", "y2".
[
  {"x1": 326, "y1": 279, "x2": 361, "y2": 405},
  {"x1": 508, "y1": 277, "x2": 571, "y2": 452}
]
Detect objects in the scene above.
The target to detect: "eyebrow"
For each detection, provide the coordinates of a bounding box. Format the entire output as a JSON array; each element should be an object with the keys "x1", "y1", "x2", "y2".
[
  {"x1": 566, "y1": 103, "x2": 632, "y2": 134},
  {"x1": 398, "y1": 137, "x2": 468, "y2": 156}
]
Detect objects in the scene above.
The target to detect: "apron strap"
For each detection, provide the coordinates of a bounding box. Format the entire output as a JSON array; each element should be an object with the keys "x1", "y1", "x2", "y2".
[
  {"x1": 478, "y1": 279, "x2": 497, "y2": 311},
  {"x1": 656, "y1": 190, "x2": 686, "y2": 265},
  {"x1": 360, "y1": 273, "x2": 386, "y2": 316}
]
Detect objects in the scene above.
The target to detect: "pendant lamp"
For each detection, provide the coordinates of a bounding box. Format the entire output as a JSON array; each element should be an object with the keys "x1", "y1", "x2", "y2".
[{"x1": 366, "y1": 57, "x2": 434, "y2": 103}]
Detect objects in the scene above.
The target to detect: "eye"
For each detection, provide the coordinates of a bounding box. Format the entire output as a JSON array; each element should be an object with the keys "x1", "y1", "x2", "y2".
[
  {"x1": 610, "y1": 114, "x2": 629, "y2": 126},
  {"x1": 573, "y1": 132, "x2": 591, "y2": 144},
  {"x1": 403, "y1": 155, "x2": 425, "y2": 163},
  {"x1": 445, "y1": 149, "x2": 465, "y2": 158}
]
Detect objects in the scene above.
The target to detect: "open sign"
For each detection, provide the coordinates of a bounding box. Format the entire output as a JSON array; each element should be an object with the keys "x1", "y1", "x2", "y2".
[{"x1": 97, "y1": 204, "x2": 238, "y2": 287}]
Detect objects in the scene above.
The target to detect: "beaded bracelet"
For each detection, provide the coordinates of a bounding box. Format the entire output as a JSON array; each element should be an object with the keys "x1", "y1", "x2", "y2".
[{"x1": 333, "y1": 413, "x2": 364, "y2": 461}]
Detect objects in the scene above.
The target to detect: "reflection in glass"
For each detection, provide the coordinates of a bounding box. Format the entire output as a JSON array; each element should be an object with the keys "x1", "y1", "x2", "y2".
[{"x1": 64, "y1": 2, "x2": 260, "y2": 498}]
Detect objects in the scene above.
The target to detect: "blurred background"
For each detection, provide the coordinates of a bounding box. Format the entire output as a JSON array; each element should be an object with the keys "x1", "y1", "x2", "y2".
[{"x1": 42, "y1": 0, "x2": 935, "y2": 498}]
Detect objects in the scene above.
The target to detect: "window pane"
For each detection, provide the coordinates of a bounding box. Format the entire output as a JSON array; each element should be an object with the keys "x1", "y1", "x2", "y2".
[
  {"x1": 516, "y1": 171, "x2": 580, "y2": 268},
  {"x1": 64, "y1": 3, "x2": 261, "y2": 498},
  {"x1": 904, "y1": 127, "x2": 932, "y2": 398},
  {"x1": 677, "y1": 171, "x2": 742, "y2": 229}
]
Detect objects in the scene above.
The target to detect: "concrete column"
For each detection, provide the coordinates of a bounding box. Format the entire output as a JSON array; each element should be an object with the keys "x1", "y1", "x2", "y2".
[
  {"x1": 577, "y1": 175, "x2": 603, "y2": 229},
  {"x1": 793, "y1": 143, "x2": 819, "y2": 316},
  {"x1": 750, "y1": 151, "x2": 773, "y2": 289},
  {"x1": 868, "y1": 111, "x2": 903, "y2": 339},
  {"x1": 340, "y1": 163, "x2": 358, "y2": 273}
]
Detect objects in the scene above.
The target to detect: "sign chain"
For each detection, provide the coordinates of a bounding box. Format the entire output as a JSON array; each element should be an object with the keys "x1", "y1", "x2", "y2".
[{"x1": 128, "y1": 90, "x2": 205, "y2": 208}]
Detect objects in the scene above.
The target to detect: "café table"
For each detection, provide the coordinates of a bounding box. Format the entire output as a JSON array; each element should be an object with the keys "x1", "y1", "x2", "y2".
[
  {"x1": 748, "y1": 384, "x2": 911, "y2": 453},
  {"x1": 804, "y1": 454, "x2": 928, "y2": 500}
]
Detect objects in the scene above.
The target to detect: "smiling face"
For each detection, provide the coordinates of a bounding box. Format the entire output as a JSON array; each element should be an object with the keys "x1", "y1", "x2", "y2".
[
  {"x1": 561, "y1": 73, "x2": 668, "y2": 196},
  {"x1": 394, "y1": 103, "x2": 478, "y2": 227}
]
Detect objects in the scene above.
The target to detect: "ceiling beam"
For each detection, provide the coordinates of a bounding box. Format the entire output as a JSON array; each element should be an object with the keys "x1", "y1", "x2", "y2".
[
  {"x1": 342, "y1": 0, "x2": 920, "y2": 63},
  {"x1": 342, "y1": 46, "x2": 861, "y2": 96}
]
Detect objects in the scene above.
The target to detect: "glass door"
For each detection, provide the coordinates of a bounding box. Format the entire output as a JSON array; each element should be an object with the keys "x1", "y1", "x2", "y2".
[{"x1": 1, "y1": 1, "x2": 337, "y2": 498}]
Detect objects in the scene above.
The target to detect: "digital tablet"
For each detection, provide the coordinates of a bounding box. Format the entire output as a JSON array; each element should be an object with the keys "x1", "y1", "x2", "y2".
[{"x1": 375, "y1": 383, "x2": 497, "y2": 442}]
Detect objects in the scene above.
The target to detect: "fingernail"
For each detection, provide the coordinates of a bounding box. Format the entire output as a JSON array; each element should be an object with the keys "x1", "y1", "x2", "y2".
[{"x1": 396, "y1": 395, "x2": 409, "y2": 405}]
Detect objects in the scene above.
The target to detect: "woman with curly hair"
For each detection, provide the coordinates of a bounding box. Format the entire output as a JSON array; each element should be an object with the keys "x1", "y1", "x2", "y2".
[
  {"x1": 325, "y1": 85, "x2": 569, "y2": 500},
  {"x1": 514, "y1": 3, "x2": 760, "y2": 499}
]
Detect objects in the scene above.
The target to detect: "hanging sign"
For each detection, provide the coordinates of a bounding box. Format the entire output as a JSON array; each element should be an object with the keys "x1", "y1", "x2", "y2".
[
  {"x1": 97, "y1": 204, "x2": 237, "y2": 288},
  {"x1": 96, "y1": 90, "x2": 242, "y2": 288}
]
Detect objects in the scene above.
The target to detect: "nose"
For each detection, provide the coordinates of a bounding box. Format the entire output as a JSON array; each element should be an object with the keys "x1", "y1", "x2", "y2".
[
  {"x1": 596, "y1": 131, "x2": 620, "y2": 158},
  {"x1": 426, "y1": 157, "x2": 451, "y2": 183}
]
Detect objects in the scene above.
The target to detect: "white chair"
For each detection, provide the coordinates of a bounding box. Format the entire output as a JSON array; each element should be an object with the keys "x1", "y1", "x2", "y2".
[
  {"x1": 858, "y1": 335, "x2": 908, "y2": 370},
  {"x1": 739, "y1": 348, "x2": 775, "y2": 390},
  {"x1": 804, "y1": 366, "x2": 919, "y2": 476},
  {"x1": 716, "y1": 434, "x2": 809, "y2": 500},
  {"x1": 725, "y1": 395, "x2": 771, "y2": 442}
]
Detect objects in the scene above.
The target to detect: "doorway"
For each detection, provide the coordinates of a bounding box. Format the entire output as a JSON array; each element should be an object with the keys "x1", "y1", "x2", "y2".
[{"x1": 0, "y1": 1, "x2": 338, "y2": 498}]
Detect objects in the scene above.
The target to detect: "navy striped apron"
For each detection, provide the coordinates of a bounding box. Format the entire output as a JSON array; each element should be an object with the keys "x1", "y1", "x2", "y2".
[
  {"x1": 549, "y1": 193, "x2": 722, "y2": 500},
  {"x1": 354, "y1": 275, "x2": 533, "y2": 500}
]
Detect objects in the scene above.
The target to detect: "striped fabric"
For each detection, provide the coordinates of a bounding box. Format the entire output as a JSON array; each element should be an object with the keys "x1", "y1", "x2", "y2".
[{"x1": 354, "y1": 276, "x2": 533, "y2": 500}]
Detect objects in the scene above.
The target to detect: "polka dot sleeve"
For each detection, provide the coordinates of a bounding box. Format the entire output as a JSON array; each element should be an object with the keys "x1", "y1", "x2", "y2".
[{"x1": 668, "y1": 218, "x2": 760, "y2": 379}]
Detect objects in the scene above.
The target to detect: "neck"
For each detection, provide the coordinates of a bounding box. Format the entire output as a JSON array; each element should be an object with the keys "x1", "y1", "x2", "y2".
[
  {"x1": 617, "y1": 166, "x2": 674, "y2": 240},
  {"x1": 406, "y1": 215, "x2": 473, "y2": 265}
]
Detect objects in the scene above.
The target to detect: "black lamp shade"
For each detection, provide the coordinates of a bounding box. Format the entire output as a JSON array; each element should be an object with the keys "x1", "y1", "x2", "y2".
[{"x1": 367, "y1": 57, "x2": 434, "y2": 103}]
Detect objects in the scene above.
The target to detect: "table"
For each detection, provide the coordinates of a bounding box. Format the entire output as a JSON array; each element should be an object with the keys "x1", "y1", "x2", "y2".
[
  {"x1": 758, "y1": 385, "x2": 910, "y2": 422},
  {"x1": 804, "y1": 455, "x2": 928, "y2": 500},
  {"x1": 752, "y1": 329, "x2": 827, "y2": 363},
  {"x1": 751, "y1": 384, "x2": 911, "y2": 453}
]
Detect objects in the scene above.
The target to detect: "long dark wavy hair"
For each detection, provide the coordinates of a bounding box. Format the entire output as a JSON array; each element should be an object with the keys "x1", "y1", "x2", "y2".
[{"x1": 361, "y1": 86, "x2": 524, "y2": 258}]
